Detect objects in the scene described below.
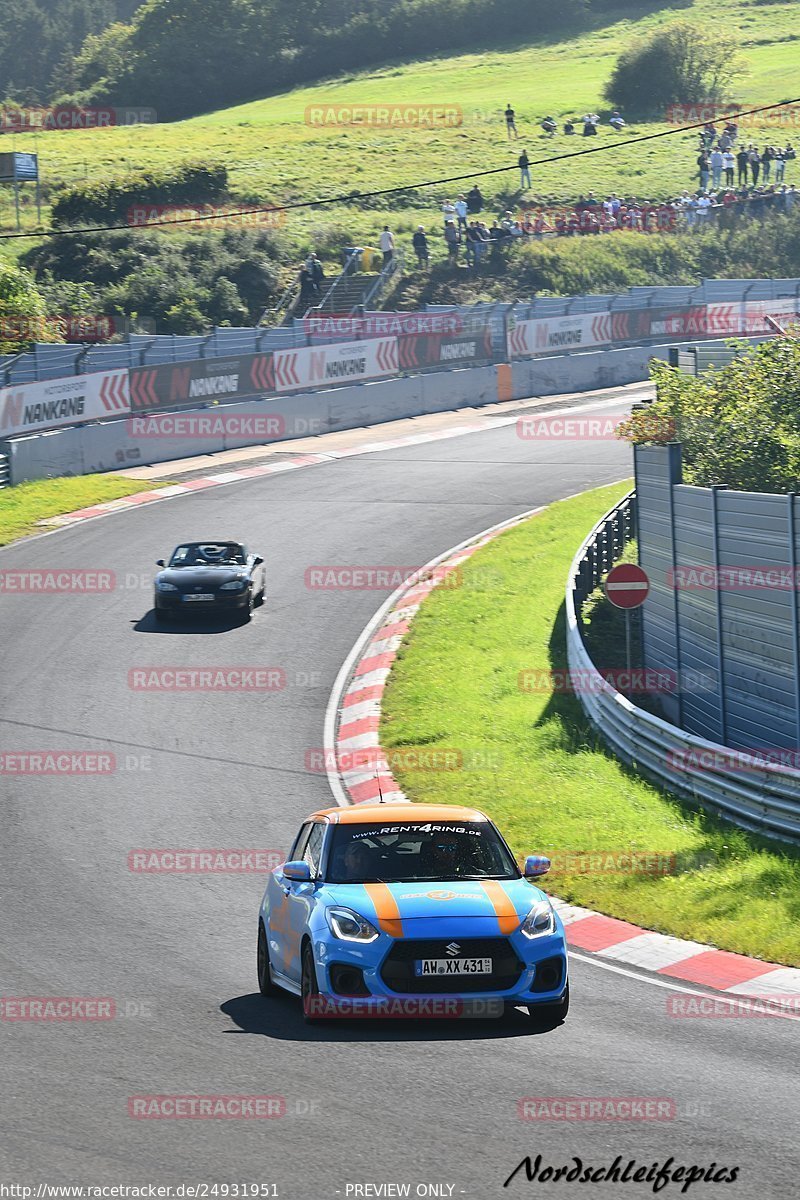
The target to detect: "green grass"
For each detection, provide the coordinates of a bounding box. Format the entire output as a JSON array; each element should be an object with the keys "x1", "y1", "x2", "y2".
[
  {"x1": 2, "y1": 0, "x2": 799, "y2": 256},
  {"x1": 0, "y1": 474, "x2": 160, "y2": 546},
  {"x1": 381, "y1": 482, "x2": 800, "y2": 966}
]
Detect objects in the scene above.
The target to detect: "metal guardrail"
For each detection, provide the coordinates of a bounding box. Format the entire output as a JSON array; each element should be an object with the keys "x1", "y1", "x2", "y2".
[
  {"x1": 0, "y1": 453, "x2": 9, "y2": 489},
  {"x1": 566, "y1": 492, "x2": 800, "y2": 842}
]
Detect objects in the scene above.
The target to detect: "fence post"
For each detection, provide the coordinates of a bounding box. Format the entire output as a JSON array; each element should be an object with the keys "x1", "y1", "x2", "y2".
[
  {"x1": 788, "y1": 493, "x2": 800, "y2": 755},
  {"x1": 710, "y1": 483, "x2": 729, "y2": 744}
]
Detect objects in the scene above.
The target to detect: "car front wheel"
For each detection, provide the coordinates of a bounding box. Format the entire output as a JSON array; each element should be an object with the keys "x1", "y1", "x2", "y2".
[
  {"x1": 257, "y1": 921, "x2": 280, "y2": 997},
  {"x1": 301, "y1": 942, "x2": 322, "y2": 1023}
]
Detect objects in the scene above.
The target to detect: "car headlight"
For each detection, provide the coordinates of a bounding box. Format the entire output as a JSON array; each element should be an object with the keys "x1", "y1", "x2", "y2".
[
  {"x1": 326, "y1": 906, "x2": 380, "y2": 943},
  {"x1": 520, "y1": 900, "x2": 556, "y2": 939},
  {"x1": 220, "y1": 579, "x2": 248, "y2": 590},
  {"x1": 156, "y1": 580, "x2": 178, "y2": 591}
]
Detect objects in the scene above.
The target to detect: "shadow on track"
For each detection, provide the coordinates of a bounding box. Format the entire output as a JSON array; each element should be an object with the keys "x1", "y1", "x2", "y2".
[
  {"x1": 132, "y1": 609, "x2": 251, "y2": 635},
  {"x1": 220, "y1": 993, "x2": 563, "y2": 1043}
]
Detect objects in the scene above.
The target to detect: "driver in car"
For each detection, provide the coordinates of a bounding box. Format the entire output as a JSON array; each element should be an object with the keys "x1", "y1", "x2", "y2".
[{"x1": 341, "y1": 840, "x2": 374, "y2": 880}]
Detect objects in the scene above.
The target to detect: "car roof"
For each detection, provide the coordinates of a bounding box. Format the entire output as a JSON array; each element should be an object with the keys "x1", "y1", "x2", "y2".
[{"x1": 309, "y1": 803, "x2": 489, "y2": 825}]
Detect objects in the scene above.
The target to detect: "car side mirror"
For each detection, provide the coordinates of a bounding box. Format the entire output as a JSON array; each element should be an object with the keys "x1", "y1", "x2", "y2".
[
  {"x1": 156, "y1": 559, "x2": 165, "y2": 567},
  {"x1": 283, "y1": 860, "x2": 311, "y2": 882},
  {"x1": 524, "y1": 854, "x2": 551, "y2": 879},
  {"x1": 253, "y1": 555, "x2": 264, "y2": 566}
]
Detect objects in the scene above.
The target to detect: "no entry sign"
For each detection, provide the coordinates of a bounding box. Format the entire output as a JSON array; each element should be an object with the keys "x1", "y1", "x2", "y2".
[{"x1": 604, "y1": 563, "x2": 650, "y2": 609}]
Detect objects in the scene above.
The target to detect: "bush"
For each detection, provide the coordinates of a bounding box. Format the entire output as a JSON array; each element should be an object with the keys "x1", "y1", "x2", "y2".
[
  {"x1": 50, "y1": 161, "x2": 228, "y2": 228},
  {"x1": 617, "y1": 340, "x2": 800, "y2": 492},
  {"x1": 21, "y1": 227, "x2": 290, "y2": 332},
  {"x1": 604, "y1": 22, "x2": 743, "y2": 116},
  {"x1": 0, "y1": 260, "x2": 60, "y2": 353}
]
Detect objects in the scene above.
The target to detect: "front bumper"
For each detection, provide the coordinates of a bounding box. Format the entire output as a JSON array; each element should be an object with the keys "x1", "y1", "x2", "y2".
[
  {"x1": 314, "y1": 928, "x2": 568, "y2": 1009},
  {"x1": 154, "y1": 589, "x2": 250, "y2": 612}
]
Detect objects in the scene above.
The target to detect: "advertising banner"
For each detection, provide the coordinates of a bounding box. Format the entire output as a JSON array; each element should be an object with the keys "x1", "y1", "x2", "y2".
[
  {"x1": 398, "y1": 328, "x2": 493, "y2": 370},
  {"x1": 706, "y1": 298, "x2": 799, "y2": 336},
  {"x1": 129, "y1": 353, "x2": 275, "y2": 412},
  {"x1": 272, "y1": 338, "x2": 398, "y2": 391},
  {"x1": 507, "y1": 312, "x2": 613, "y2": 357},
  {"x1": 0, "y1": 369, "x2": 129, "y2": 438}
]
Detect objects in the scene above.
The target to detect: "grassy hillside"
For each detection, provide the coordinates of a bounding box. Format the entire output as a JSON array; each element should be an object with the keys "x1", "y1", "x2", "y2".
[{"x1": 1, "y1": 0, "x2": 798, "y2": 262}]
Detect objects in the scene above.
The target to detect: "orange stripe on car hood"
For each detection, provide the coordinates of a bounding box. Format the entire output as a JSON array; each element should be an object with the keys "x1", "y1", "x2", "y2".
[
  {"x1": 479, "y1": 881, "x2": 521, "y2": 935},
  {"x1": 364, "y1": 883, "x2": 404, "y2": 938}
]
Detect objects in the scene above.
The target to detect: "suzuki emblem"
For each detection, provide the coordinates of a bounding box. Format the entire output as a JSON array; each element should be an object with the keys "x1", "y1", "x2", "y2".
[{"x1": 445, "y1": 942, "x2": 461, "y2": 956}]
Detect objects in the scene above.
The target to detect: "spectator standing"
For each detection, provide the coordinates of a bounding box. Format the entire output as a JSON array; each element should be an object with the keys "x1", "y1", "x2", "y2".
[
  {"x1": 379, "y1": 225, "x2": 395, "y2": 267},
  {"x1": 785, "y1": 144, "x2": 796, "y2": 178},
  {"x1": 454, "y1": 195, "x2": 468, "y2": 230},
  {"x1": 505, "y1": 103, "x2": 518, "y2": 139},
  {"x1": 736, "y1": 145, "x2": 749, "y2": 186},
  {"x1": 466, "y1": 184, "x2": 484, "y2": 214},
  {"x1": 609, "y1": 111, "x2": 625, "y2": 132},
  {"x1": 749, "y1": 145, "x2": 761, "y2": 185},
  {"x1": 723, "y1": 149, "x2": 735, "y2": 187},
  {"x1": 563, "y1": 120, "x2": 575, "y2": 135},
  {"x1": 762, "y1": 145, "x2": 774, "y2": 183},
  {"x1": 443, "y1": 219, "x2": 460, "y2": 263},
  {"x1": 518, "y1": 149, "x2": 531, "y2": 189},
  {"x1": 441, "y1": 198, "x2": 456, "y2": 226},
  {"x1": 697, "y1": 150, "x2": 710, "y2": 191},
  {"x1": 710, "y1": 147, "x2": 723, "y2": 189},
  {"x1": 774, "y1": 148, "x2": 785, "y2": 183},
  {"x1": 412, "y1": 226, "x2": 429, "y2": 268}
]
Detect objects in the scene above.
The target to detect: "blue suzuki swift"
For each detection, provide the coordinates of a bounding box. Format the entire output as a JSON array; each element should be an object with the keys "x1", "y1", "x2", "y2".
[{"x1": 257, "y1": 803, "x2": 568, "y2": 1023}]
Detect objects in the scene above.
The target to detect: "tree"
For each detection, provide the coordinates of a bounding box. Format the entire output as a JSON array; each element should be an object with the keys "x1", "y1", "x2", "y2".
[
  {"x1": 604, "y1": 22, "x2": 744, "y2": 117},
  {"x1": 0, "y1": 259, "x2": 62, "y2": 353}
]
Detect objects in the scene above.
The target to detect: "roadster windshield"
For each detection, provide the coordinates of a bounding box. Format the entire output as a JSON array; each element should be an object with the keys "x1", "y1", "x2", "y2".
[
  {"x1": 326, "y1": 821, "x2": 519, "y2": 883},
  {"x1": 169, "y1": 543, "x2": 246, "y2": 566}
]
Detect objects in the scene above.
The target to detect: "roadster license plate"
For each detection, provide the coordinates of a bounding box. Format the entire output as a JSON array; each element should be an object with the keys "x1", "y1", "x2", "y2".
[
  {"x1": 414, "y1": 957, "x2": 492, "y2": 976},
  {"x1": 183, "y1": 594, "x2": 215, "y2": 602}
]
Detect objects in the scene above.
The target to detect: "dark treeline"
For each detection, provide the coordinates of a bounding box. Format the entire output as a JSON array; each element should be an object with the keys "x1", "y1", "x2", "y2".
[
  {"x1": 48, "y1": 0, "x2": 592, "y2": 121},
  {"x1": 0, "y1": 2, "x2": 142, "y2": 105}
]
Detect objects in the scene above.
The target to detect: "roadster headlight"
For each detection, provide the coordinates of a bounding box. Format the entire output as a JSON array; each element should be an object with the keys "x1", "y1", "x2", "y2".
[
  {"x1": 156, "y1": 580, "x2": 178, "y2": 591},
  {"x1": 520, "y1": 900, "x2": 556, "y2": 939},
  {"x1": 220, "y1": 578, "x2": 248, "y2": 590},
  {"x1": 326, "y1": 906, "x2": 380, "y2": 943}
]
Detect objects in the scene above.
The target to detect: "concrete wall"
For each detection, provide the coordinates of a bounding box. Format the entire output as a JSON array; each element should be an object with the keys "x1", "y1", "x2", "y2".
[{"x1": 0, "y1": 338, "x2": 765, "y2": 484}]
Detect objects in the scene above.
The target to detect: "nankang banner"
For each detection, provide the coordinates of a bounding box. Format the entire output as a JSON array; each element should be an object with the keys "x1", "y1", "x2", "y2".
[
  {"x1": 398, "y1": 328, "x2": 493, "y2": 370},
  {"x1": 0, "y1": 369, "x2": 129, "y2": 438},
  {"x1": 272, "y1": 338, "x2": 399, "y2": 391},
  {"x1": 507, "y1": 312, "x2": 613, "y2": 357},
  {"x1": 129, "y1": 353, "x2": 275, "y2": 412}
]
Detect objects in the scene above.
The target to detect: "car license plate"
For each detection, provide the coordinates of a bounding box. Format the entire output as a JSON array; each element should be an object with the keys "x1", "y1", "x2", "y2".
[
  {"x1": 183, "y1": 594, "x2": 215, "y2": 602},
  {"x1": 414, "y1": 957, "x2": 492, "y2": 976}
]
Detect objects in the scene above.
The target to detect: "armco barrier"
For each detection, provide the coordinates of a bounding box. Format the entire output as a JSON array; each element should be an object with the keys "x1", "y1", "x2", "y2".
[{"x1": 566, "y1": 494, "x2": 800, "y2": 842}]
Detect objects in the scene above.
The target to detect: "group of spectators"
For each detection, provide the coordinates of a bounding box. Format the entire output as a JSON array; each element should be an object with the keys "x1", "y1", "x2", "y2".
[
  {"x1": 693, "y1": 116, "x2": 795, "y2": 190},
  {"x1": 507, "y1": 104, "x2": 625, "y2": 140}
]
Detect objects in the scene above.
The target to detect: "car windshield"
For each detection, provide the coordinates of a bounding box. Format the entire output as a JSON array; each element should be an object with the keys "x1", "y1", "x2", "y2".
[
  {"x1": 168, "y1": 542, "x2": 246, "y2": 567},
  {"x1": 326, "y1": 821, "x2": 519, "y2": 883}
]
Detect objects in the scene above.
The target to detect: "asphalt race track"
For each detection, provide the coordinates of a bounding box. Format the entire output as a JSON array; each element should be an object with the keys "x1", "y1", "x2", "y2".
[{"x1": 1, "y1": 389, "x2": 797, "y2": 1199}]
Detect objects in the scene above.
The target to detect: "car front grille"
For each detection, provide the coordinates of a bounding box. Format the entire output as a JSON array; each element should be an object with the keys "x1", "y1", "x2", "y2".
[{"x1": 380, "y1": 937, "x2": 523, "y2": 994}]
